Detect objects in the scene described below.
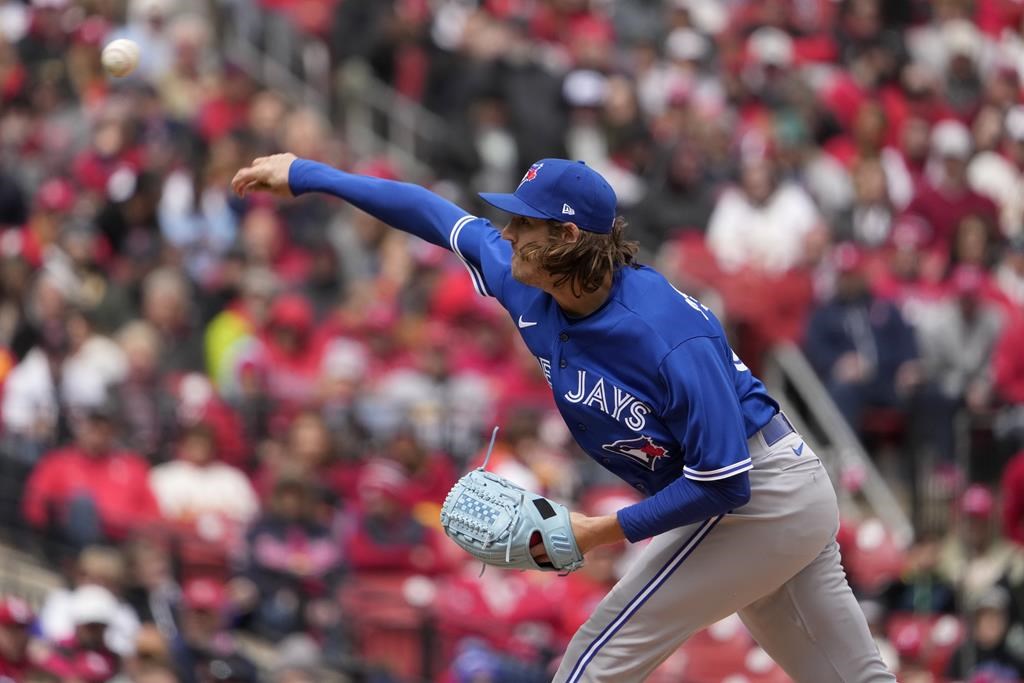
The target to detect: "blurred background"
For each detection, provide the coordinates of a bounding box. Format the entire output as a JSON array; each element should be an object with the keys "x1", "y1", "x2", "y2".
[{"x1": 0, "y1": 0, "x2": 1023, "y2": 681}]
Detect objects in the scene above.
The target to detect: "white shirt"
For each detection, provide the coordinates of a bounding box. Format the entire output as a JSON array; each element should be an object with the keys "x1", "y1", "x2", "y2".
[
  {"x1": 707, "y1": 182, "x2": 821, "y2": 274},
  {"x1": 39, "y1": 588, "x2": 140, "y2": 657},
  {"x1": 149, "y1": 461, "x2": 259, "y2": 524}
]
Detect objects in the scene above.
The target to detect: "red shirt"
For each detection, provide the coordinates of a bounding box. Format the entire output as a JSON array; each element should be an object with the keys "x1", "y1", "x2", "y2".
[
  {"x1": 23, "y1": 447, "x2": 161, "y2": 540},
  {"x1": 904, "y1": 183, "x2": 999, "y2": 252},
  {"x1": 0, "y1": 653, "x2": 31, "y2": 682},
  {"x1": 39, "y1": 638, "x2": 118, "y2": 683}
]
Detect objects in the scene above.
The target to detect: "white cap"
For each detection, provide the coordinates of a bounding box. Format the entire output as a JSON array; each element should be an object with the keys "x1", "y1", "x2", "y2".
[
  {"x1": 931, "y1": 119, "x2": 973, "y2": 159},
  {"x1": 671, "y1": 0, "x2": 729, "y2": 36},
  {"x1": 942, "y1": 19, "x2": 981, "y2": 61},
  {"x1": 322, "y1": 339, "x2": 368, "y2": 382},
  {"x1": 747, "y1": 27, "x2": 794, "y2": 67},
  {"x1": 563, "y1": 69, "x2": 609, "y2": 108},
  {"x1": 131, "y1": 0, "x2": 170, "y2": 17},
  {"x1": 70, "y1": 585, "x2": 119, "y2": 626},
  {"x1": 1006, "y1": 105, "x2": 1024, "y2": 141},
  {"x1": 665, "y1": 28, "x2": 709, "y2": 62}
]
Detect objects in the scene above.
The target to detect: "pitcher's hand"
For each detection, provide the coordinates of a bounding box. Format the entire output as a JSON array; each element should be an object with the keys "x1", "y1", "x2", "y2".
[{"x1": 231, "y1": 153, "x2": 298, "y2": 198}]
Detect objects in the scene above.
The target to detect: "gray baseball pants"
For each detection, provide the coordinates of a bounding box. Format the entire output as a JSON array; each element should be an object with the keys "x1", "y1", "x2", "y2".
[{"x1": 554, "y1": 420, "x2": 896, "y2": 683}]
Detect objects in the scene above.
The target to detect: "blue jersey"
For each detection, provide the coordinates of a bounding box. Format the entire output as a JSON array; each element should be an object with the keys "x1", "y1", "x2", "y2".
[
  {"x1": 453, "y1": 217, "x2": 778, "y2": 497},
  {"x1": 289, "y1": 160, "x2": 778, "y2": 538}
]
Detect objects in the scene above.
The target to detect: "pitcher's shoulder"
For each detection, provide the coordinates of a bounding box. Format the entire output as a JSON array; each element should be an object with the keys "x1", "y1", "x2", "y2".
[{"x1": 616, "y1": 266, "x2": 723, "y2": 343}]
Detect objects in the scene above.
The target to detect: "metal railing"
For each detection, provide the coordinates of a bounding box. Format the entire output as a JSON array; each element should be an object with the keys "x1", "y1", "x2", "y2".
[
  {"x1": 220, "y1": 0, "x2": 448, "y2": 182},
  {"x1": 336, "y1": 60, "x2": 448, "y2": 182},
  {"x1": 221, "y1": 1, "x2": 333, "y2": 118},
  {"x1": 762, "y1": 342, "x2": 915, "y2": 547}
]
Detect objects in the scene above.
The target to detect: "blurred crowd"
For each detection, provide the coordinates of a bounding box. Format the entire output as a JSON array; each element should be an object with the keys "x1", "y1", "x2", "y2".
[{"x1": 0, "y1": 0, "x2": 1024, "y2": 682}]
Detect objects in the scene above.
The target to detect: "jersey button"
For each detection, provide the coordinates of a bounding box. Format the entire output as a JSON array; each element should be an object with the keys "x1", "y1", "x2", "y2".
[
  {"x1": 577, "y1": 423, "x2": 587, "y2": 431},
  {"x1": 634, "y1": 483, "x2": 647, "y2": 493},
  {"x1": 559, "y1": 332, "x2": 569, "y2": 342},
  {"x1": 559, "y1": 359, "x2": 567, "y2": 369}
]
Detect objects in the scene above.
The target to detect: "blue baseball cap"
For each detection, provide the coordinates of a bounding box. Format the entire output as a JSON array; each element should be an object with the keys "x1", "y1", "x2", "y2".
[{"x1": 479, "y1": 158, "x2": 617, "y2": 234}]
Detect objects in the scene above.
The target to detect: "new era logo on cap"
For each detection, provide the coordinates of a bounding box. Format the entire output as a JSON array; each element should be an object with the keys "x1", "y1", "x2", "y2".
[{"x1": 479, "y1": 158, "x2": 617, "y2": 234}]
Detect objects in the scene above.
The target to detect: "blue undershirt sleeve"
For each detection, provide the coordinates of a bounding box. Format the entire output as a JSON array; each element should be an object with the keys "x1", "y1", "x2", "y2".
[
  {"x1": 615, "y1": 335, "x2": 756, "y2": 542},
  {"x1": 288, "y1": 158, "x2": 468, "y2": 249},
  {"x1": 615, "y1": 472, "x2": 750, "y2": 543},
  {"x1": 288, "y1": 158, "x2": 510, "y2": 300}
]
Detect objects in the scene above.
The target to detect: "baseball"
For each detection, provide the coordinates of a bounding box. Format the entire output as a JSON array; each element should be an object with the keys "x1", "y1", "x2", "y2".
[{"x1": 101, "y1": 39, "x2": 140, "y2": 78}]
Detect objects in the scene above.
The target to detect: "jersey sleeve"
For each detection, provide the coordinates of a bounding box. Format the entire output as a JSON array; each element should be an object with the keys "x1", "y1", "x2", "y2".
[
  {"x1": 660, "y1": 336, "x2": 753, "y2": 481},
  {"x1": 448, "y1": 215, "x2": 512, "y2": 302},
  {"x1": 288, "y1": 159, "x2": 511, "y2": 302}
]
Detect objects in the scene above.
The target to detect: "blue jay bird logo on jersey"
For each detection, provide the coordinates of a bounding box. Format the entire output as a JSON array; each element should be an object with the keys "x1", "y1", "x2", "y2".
[
  {"x1": 519, "y1": 162, "x2": 543, "y2": 187},
  {"x1": 602, "y1": 436, "x2": 671, "y2": 470}
]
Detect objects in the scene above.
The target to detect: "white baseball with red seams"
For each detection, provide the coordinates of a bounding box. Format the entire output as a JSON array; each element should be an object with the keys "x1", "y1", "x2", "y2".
[{"x1": 101, "y1": 39, "x2": 140, "y2": 78}]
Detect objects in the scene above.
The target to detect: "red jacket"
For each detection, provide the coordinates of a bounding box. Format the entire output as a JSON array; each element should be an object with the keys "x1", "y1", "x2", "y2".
[{"x1": 22, "y1": 446, "x2": 161, "y2": 540}]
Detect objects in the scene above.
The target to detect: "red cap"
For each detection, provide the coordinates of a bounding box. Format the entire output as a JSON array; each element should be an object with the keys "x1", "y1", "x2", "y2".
[
  {"x1": 891, "y1": 620, "x2": 924, "y2": 660},
  {"x1": 269, "y1": 294, "x2": 314, "y2": 330},
  {"x1": 182, "y1": 578, "x2": 227, "y2": 612},
  {"x1": 359, "y1": 459, "x2": 409, "y2": 501},
  {"x1": 0, "y1": 596, "x2": 33, "y2": 626},
  {"x1": 833, "y1": 242, "x2": 865, "y2": 273},
  {"x1": 961, "y1": 484, "x2": 994, "y2": 518},
  {"x1": 890, "y1": 215, "x2": 931, "y2": 251},
  {"x1": 951, "y1": 265, "x2": 984, "y2": 296},
  {"x1": 36, "y1": 178, "x2": 76, "y2": 213}
]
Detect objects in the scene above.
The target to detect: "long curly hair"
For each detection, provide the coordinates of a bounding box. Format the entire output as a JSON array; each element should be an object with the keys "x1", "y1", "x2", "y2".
[{"x1": 518, "y1": 216, "x2": 639, "y2": 296}]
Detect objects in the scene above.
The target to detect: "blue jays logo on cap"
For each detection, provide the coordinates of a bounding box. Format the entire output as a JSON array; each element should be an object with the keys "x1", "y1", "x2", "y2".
[
  {"x1": 480, "y1": 158, "x2": 617, "y2": 234},
  {"x1": 519, "y1": 162, "x2": 544, "y2": 187},
  {"x1": 602, "y1": 436, "x2": 671, "y2": 470}
]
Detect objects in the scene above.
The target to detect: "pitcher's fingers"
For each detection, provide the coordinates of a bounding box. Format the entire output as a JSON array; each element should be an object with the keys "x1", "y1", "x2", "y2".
[
  {"x1": 530, "y1": 543, "x2": 549, "y2": 564},
  {"x1": 231, "y1": 168, "x2": 259, "y2": 196}
]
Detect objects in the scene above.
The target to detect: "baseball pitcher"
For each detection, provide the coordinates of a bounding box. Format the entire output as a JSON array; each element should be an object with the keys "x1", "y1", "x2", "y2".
[{"x1": 232, "y1": 154, "x2": 896, "y2": 682}]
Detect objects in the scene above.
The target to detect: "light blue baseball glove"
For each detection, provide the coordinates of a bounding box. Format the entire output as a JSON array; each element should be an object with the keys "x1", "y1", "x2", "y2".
[{"x1": 440, "y1": 467, "x2": 584, "y2": 574}]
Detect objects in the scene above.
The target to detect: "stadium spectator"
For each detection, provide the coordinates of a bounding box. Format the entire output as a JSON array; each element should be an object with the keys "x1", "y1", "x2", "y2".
[
  {"x1": 233, "y1": 475, "x2": 344, "y2": 640},
  {"x1": 804, "y1": 243, "x2": 923, "y2": 434},
  {"x1": 881, "y1": 534, "x2": 958, "y2": 615},
  {"x1": 342, "y1": 459, "x2": 452, "y2": 576},
  {"x1": 170, "y1": 577, "x2": 255, "y2": 683},
  {"x1": 22, "y1": 403, "x2": 161, "y2": 549},
  {"x1": 0, "y1": 596, "x2": 34, "y2": 681},
  {"x1": 916, "y1": 265, "x2": 1005, "y2": 461},
  {"x1": 938, "y1": 485, "x2": 1017, "y2": 607},
  {"x1": 121, "y1": 538, "x2": 180, "y2": 638},
  {"x1": 38, "y1": 546, "x2": 141, "y2": 658},
  {"x1": 904, "y1": 119, "x2": 1000, "y2": 255},
  {"x1": 946, "y1": 586, "x2": 1024, "y2": 681},
  {"x1": 149, "y1": 421, "x2": 258, "y2": 528},
  {"x1": 834, "y1": 156, "x2": 897, "y2": 248},
  {"x1": 706, "y1": 149, "x2": 823, "y2": 274},
  {"x1": 141, "y1": 266, "x2": 203, "y2": 376},
  {"x1": 37, "y1": 584, "x2": 122, "y2": 682}
]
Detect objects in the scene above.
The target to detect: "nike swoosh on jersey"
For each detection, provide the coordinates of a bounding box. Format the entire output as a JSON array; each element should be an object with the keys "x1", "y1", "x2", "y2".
[
  {"x1": 792, "y1": 442, "x2": 804, "y2": 456},
  {"x1": 518, "y1": 315, "x2": 538, "y2": 329}
]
